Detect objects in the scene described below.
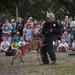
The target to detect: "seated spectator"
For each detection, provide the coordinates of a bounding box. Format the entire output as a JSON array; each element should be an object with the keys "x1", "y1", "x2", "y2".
[
  {"x1": 61, "y1": 31, "x2": 70, "y2": 45},
  {"x1": 13, "y1": 32, "x2": 20, "y2": 42},
  {"x1": 0, "y1": 37, "x2": 10, "y2": 52},
  {"x1": 54, "y1": 40, "x2": 61, "y2": 52},
  {"x1": 71, "y1": 39, "x2": 75, "y2": 51},
  {"x1": 19, "y1": 37, "x2": 26, "y2": 46},
  {"x1": 57, "y1": 39, "x2": 69, "y2": 52},
  {"x1": 11, "y1": 39, "x2": 19, "y2": 51}
]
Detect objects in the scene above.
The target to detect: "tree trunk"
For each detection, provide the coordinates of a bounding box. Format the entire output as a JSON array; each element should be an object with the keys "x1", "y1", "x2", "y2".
[{"x1": 16, "y1": 6, "x2": 18, "y2": 22}]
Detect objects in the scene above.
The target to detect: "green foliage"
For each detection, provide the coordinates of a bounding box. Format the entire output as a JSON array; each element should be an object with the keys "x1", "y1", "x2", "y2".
[
  {"x1": 0, "y1": 0, "x2": 75, "y2": 21},
  {"x1": 0, "y1": 0, "x2": 51, "y2": 21}
]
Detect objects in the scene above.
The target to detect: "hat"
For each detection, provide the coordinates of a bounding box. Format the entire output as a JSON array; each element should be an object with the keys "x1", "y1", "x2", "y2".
[
  {"x1": 47, "y1": 15, "x2": 54, "y2": 19},
  {"x1": 64, "y1": 31, "x2": 67, "y2": 34},
  {"x1": 11, "y1": 19, "x2": 15, "y2": 22},
  {"x1": 29, "y1": 17, "x2": 33, "y2": 20}
]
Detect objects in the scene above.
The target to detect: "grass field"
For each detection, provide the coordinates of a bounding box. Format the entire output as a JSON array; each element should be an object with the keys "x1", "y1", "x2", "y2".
[{"x1": 0, "y1": 52, "x2": 75, "y2": 75}]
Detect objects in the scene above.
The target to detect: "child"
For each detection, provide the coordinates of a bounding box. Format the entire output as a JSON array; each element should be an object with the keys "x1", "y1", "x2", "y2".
[
  {"x1": 13, "y1": 32, "x2": 20, "y2": 42},
  {"x1": 0, "y1": 37, "x2": 10, "y2": 52},
  {"x1": 33, "y1": 25, "x2": 40, "y2": 37},
  {"x1": 71, "y1": 39, "x2": 75, "y2": 51},
  {"x1": 24, "y1": 24, "x2": 33, "y2": 42},
  {"x1": 11, "y1": 39, "x2": 19, "y2": 51},
  {"x1": 19, "y1": 37, "x2": 26, "y2": 46},
  {"x1": 57, "y1": 39, "x2": 69, "y2": 52}
]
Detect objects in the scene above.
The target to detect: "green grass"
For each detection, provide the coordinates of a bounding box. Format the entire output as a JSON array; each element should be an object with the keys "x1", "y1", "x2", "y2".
[{"x1": 0, "y1": 52, "x2": 75, "y2": 75}]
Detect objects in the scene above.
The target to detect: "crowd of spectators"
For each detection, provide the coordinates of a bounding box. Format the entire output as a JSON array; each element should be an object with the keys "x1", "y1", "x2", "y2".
[
  {"x1": 0, "y1": 16, "x2": 75, "y2": 52},
  {"x1": 0, "y1": 17, "x2": 44, "y2": 52}
]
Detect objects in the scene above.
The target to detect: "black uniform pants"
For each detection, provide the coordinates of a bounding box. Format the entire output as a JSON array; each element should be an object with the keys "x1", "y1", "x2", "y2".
[{"x1": 41, "y1": 36, "x2": 57, "y2": 64}]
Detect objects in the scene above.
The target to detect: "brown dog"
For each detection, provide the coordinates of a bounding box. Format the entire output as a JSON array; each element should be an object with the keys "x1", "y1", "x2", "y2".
[{"x1": 11, "y1": 39, "x2": 46, "y2": 65}]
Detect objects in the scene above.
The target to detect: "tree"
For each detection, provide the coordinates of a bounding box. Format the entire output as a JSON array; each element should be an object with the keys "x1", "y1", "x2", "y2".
[
  {"x1": 0, "y1": 0, "x2": 75, "y2": 21},
  {"x1": 0, "y1": 0, "x2": 51, "y2": 22},
  {"x1": 49, "y1": 0, "x2": 75, "y2": 19},
  {"x1": 58, "y1": 0, "x2": 75, "y2": 18}
]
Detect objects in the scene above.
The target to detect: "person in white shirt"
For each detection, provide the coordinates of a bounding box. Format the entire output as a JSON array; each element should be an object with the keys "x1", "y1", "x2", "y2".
[
  {"x1": 57, "y1": 39, "x2": 69, "y2": 52},
  {"x1": 19, "y1": 37, "x2": 26, "y2": 46},
  {"x1": 70, "y1": 19, "x2": 75, "y2": 39},
  {"x1": 0, "y1": 37, "x2": 10, "y2": 52},
  {"x1": 71, "y1": 39, "x2": 75, "y2": 51}
]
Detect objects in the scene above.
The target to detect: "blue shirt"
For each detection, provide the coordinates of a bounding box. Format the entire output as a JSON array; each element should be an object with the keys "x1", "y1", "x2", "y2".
[
  {"x1": 3, "y1": 23, "x2": 13, "y2": 30},
  {"x1": 25, "y1": 29, "x2": 33, "y2": 38}
]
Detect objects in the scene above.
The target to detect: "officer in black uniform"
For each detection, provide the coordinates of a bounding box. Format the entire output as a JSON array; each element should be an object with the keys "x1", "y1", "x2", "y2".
[{"x1": 41, "y1": 16, "x2": 61, "y2": 65}]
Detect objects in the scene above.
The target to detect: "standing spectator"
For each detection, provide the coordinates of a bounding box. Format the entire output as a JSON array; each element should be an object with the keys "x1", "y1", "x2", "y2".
[
  {"x1": 0, "y1": 22, "x2": 2, "y2": 42},
  {"x1": 57, "y1": 19, "x2": 63, "y2": 40},
  {"x1": 11, "y1": 19, "x2": 17, "y2": 38},
  {"x1": 70, "y1": 18, "x2": 75, "y2": 39},
  {"x1": 29, "y1": 17, "x2": 34, "y2": 26},
  {"x1": 34, "y1": 19, "x2": 40, "y2": 28},
  {"x1": 17, "y1": 22, "x2": 23, "y2": 37},
  {"x1": 26, "y1": 19, "x2": 31, "y2": 25},
  {"x1": 3, "y1": 19, "x2": 12, "y2": 30},
  {"x1": 64, "y1": 16, "x2": 70, "y2": 22},
  {"x1": 23, "y1": 24, "x2": 27, "y2": 40},
  {"x1": 39, "y1": 25, "x2": 43, "y2": 33},
  {"x1": 69, "y1": 17, "x2": 73, "y2": 24},
  {"x1": 57, "y1": 19, "x2": 63, "y2": 29},
  {"x1": 2, "y1": 22, "x2": 12, "y2": 43},
  {"x1": 33, "y1": 25, "x2": 40, "y2": 37},
  {"x1": 17, "y1": 17, "x2": 24, "y2": 36},
  {"x1": 24, "y1": 24, "x2": 33, "y2": 42},
  {"x1": 63, "y1": 21, "x2": 71, "y2": 43}
]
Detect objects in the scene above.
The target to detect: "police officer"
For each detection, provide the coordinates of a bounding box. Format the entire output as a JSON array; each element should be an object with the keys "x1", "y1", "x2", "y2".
[{"x1": 41, "y1": 16, "x2": 61, "y2": 65}]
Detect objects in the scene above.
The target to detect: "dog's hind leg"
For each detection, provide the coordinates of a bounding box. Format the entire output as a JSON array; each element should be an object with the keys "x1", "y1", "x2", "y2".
[
  {"x1": 19, "y1": 56, "x2": 25, "y2": 63},
  {"x1": 12, "y1": 56, "x2": 17, "y2": 65}
]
